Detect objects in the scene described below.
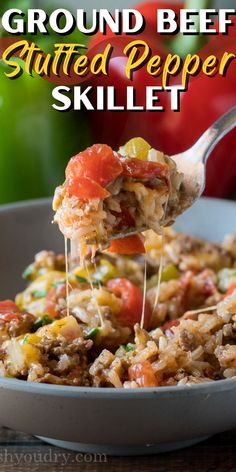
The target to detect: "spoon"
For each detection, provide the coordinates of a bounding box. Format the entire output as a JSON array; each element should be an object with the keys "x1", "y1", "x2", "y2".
[
  {"x1": 109, "y1": 105, "x2": 236, "y2": 240},
  {"x1": 167, "y1": 105, "x2": 236, "y2": 221}
]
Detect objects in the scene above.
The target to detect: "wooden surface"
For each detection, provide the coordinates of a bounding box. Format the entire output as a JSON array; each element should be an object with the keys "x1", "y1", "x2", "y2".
[{"x1": 0, "y1": 427, "x2": 236, "y2": 471}]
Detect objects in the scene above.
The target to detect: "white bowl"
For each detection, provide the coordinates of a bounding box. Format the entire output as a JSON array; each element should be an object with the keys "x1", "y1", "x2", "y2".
[{"x1": 0, "y1": 197, "x2": 236, "y2": 455}]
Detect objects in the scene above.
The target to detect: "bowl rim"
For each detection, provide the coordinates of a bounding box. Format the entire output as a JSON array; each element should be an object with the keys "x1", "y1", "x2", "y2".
[
  {"x1": 0, "y1": 197, "x2": 52, "y2": 212},
  {"x1": 1, "y1": 196, "x2": 236, "y2": 396},
  {"x1": 0, "y1": 376, "x2": 236, "y2": 397}
]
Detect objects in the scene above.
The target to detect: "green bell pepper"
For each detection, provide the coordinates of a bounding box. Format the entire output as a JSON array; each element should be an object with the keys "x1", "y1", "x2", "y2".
[
  {"x1": 0, "y1": 1, "x2": 91, "y2": 204},
  {"x1": 147, "y1": 264, "x2": 180, "y2": 290},
  {"x1": 85, "y1": 327, "x2": 100, "y2": 341}
]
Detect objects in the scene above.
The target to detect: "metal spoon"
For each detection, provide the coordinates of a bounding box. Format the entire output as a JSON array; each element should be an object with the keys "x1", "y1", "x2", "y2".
[
  {"x1": 167, "y1": 104, "x2": 236, "y2": 221},
  {"x1": 85, "y1": 106, "x2": 236, "y2": 245}
]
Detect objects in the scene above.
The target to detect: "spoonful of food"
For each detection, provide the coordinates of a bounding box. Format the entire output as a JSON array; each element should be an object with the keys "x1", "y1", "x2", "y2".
[
  {"x1": 53, "y1": 106, "x2": 236, "y2": 257},
  {"x1": 165, "y1": 105, "x2": 236, "y2": 224}
]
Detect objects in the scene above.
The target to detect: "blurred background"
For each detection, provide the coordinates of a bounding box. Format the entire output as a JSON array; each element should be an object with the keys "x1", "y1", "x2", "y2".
[
  {"x1": 0, "y1": 0, "x2": 236, "y2": 204},
  {"x1": 49, "y1": 1, "x2": 236, "y2": 8}
]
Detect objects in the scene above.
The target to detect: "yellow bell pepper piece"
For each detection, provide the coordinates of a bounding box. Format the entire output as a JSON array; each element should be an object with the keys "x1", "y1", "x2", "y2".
[
  {"x1": 22, "y1": 344, "x2": 41, "y2": 364},
  {"x1": 96, "y1": 289, "x2": 121, "y2": 315},
  {"x1": 120, "y1": 137, "x2": 151, "y2": 161},
  {"x1": 22, "y1": 334, "x2": 41, "y2": 345},
  {"x1": 92, "y1": 259, "x2": 119, "y2": 284},
  {"x1": 74, "y1": 266, "x2": 92, "y2": 280}
]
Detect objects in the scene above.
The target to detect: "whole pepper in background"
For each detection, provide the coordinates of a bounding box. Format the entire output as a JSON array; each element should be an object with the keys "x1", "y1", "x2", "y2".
[
  {"x1": 155, "y1": 35, "x2": 236, "y2": 198},
  {"x1": 0, "y1": 60, "x2": 90, "y2": 203},
  {"x1": 89, "y1": 1, "x2": 236, "y2": 198},
  {"x1": 0, "y1": 1, "x2": 91, "y2": 204},
  {"x1": 89, "y1": 1, "x2": 182, "y2": 152}
]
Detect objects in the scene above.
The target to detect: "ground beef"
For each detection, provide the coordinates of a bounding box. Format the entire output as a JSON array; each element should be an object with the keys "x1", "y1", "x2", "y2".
[
  {"x1": 179, "y1": 329, "x2": 197, "y2": 351},
  {"x1": 36, "y1": 366, "x2": 91, "y2": 386},
  {"x1": 34, "y1": 336, "x2": 93, "y2": 386},
  {"x1": 0, "y1": 313, "x2": 35, "y2": 340}
]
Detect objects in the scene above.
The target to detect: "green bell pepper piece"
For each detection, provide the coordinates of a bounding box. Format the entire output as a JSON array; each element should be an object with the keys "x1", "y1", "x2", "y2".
[
  {"x1": 0, "y1": 1, "x2": 92, "y2": 204},
  {"x1": 161, "y1": 264, "x2": 180, "y2": 283},
  {"x1": 147, "y1": 264, "x2": 179, "y2": 290},
  {"x1": 33, "y1": 314, "x2": 53, "y2": 331},
  {"x1": 85, "y1": 327, "x2": 100, "y2": 341}
]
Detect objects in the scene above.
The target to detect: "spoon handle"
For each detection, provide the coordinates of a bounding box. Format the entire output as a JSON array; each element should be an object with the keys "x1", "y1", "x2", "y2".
[{"x1": 191, "y1": 105, "x2": 236, "y2": 164}]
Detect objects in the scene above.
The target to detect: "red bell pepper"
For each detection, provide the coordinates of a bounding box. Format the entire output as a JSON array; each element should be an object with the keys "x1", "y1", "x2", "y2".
[
  {"x1": 89, "y1": 24, "x2": 169, "y2": 151},
  {"x1": 66, "y1": 144, "x2": 123, "y2": 186},
  {"x1": 66, "y1": 176, "x2": 110, "y2": 200},
  {"x1": 128, "y1": 360, "x2": 158, "y2": 387},
  {"x1": 157, "y1": 33, "x2": 236, "y2": 198},
  {"x1": 89, "y1": 0, "x2": 236, "y2": 198}
]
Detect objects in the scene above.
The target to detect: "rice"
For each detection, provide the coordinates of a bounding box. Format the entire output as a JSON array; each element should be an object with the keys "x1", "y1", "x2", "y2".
[
  {"x1": 53, "y1": 181, "x2": 170, "y2": 257},
  {"x1": 52, "y1": 143, "x2": 183, "y2": 258},
  {"x1": 85, "y1": 290, "x2": 236, "y2": 387},
  {"x1": 4, "y1": 228, "x2": 236, "y2": 388}
]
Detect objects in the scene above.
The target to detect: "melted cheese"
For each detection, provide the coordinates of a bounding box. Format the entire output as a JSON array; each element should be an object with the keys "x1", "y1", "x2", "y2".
[
  {"x1": 153, "y1": 232, "x2": 164, "y2": 313},
  {"x1": 183, "y1": 306, "x2": 217, "y2": 318},
  {"x1": 152, "y1": 199, "x2": 168, "y2": 314},
  {"x1": 64, "y1": 237, "x2": 70, "y2": 317},
  {"x1": 85, "y1": 259, "x2": 105, "y2": 327},
  {"x1": 140, "y1": 256, "x2": 147, "y2": 330}
]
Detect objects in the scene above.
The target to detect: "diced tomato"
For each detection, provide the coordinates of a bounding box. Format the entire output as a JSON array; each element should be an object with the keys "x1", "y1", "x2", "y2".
[
  {"x1": 197, "y1": 269, "x2": 218, "y2": 297},
  {"x1": 0, "y1": 300, "x2": 19, "y2": 314},
  {"x1": 120, "y1": 157, "x2": 170, "y2": 184},
  {"x1": 44, "y1": 302, "x2": 58, "y2": 319},
  {"x1": 0, "y1": 300, "x2": 33, "y2": 322},
  {"x1": 128, "y1": 360, "x2": 158, "y2": 387},
  {"x1": 0, "y1": 300, "x2": 22, "y2": 321},
  {"x1": 108, "y1": 234, "x2": 145, "y2": 255},
  {"x1": 66, "y1": 176, "x2": 109, "y2": 200},
  {"x1": 45, "y1": 285, "x2": 68, "y2": 318},
  {"x1": 66, "y1": 144, "x2": 123, "y2": 187},
  {"x1": 0, "y1": 313, "x2": 22, "y2": 322},
  {"x1": 223, "y1": 282, "x2": 236, "y2": 299},
  {"x1": 162, "y1": 319, "x2": 180, "y2": 333},
  {"x1": 107, "y1": 278, "x2": 152, "y2": 328}
]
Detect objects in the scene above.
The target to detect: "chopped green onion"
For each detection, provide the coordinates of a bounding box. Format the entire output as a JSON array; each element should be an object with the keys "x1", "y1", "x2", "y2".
[
  {"x1": 91, "y1": 280, "x2": 100, "y2": 288},
  {"x1": 85, "y1": 327, "x2": 100, "y2": 340},
  {"x1": 124, "y1": 343, "x2": 135, "y2": 352},
  {"x1": 22, "y1": 264, "x2": 33, "y2": 280},
  {"x1": 32, "y1": 290, "x2": 47, "y2": 299},
  {"x1": 33, "y1": 315, "x2": 53, "y2": 331},
  {"x1": 76, "y1": 276, "x2": 88, "y2": 284},
  {"x1": 23, "y1": 335, "x2": 29, "y2": 345},
  {"x1": 76, "y1": 275, "x2": 100, "y2": 287},
  {"x1": 53, "y1": 280, "x2": 65, "y2": 288}
]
